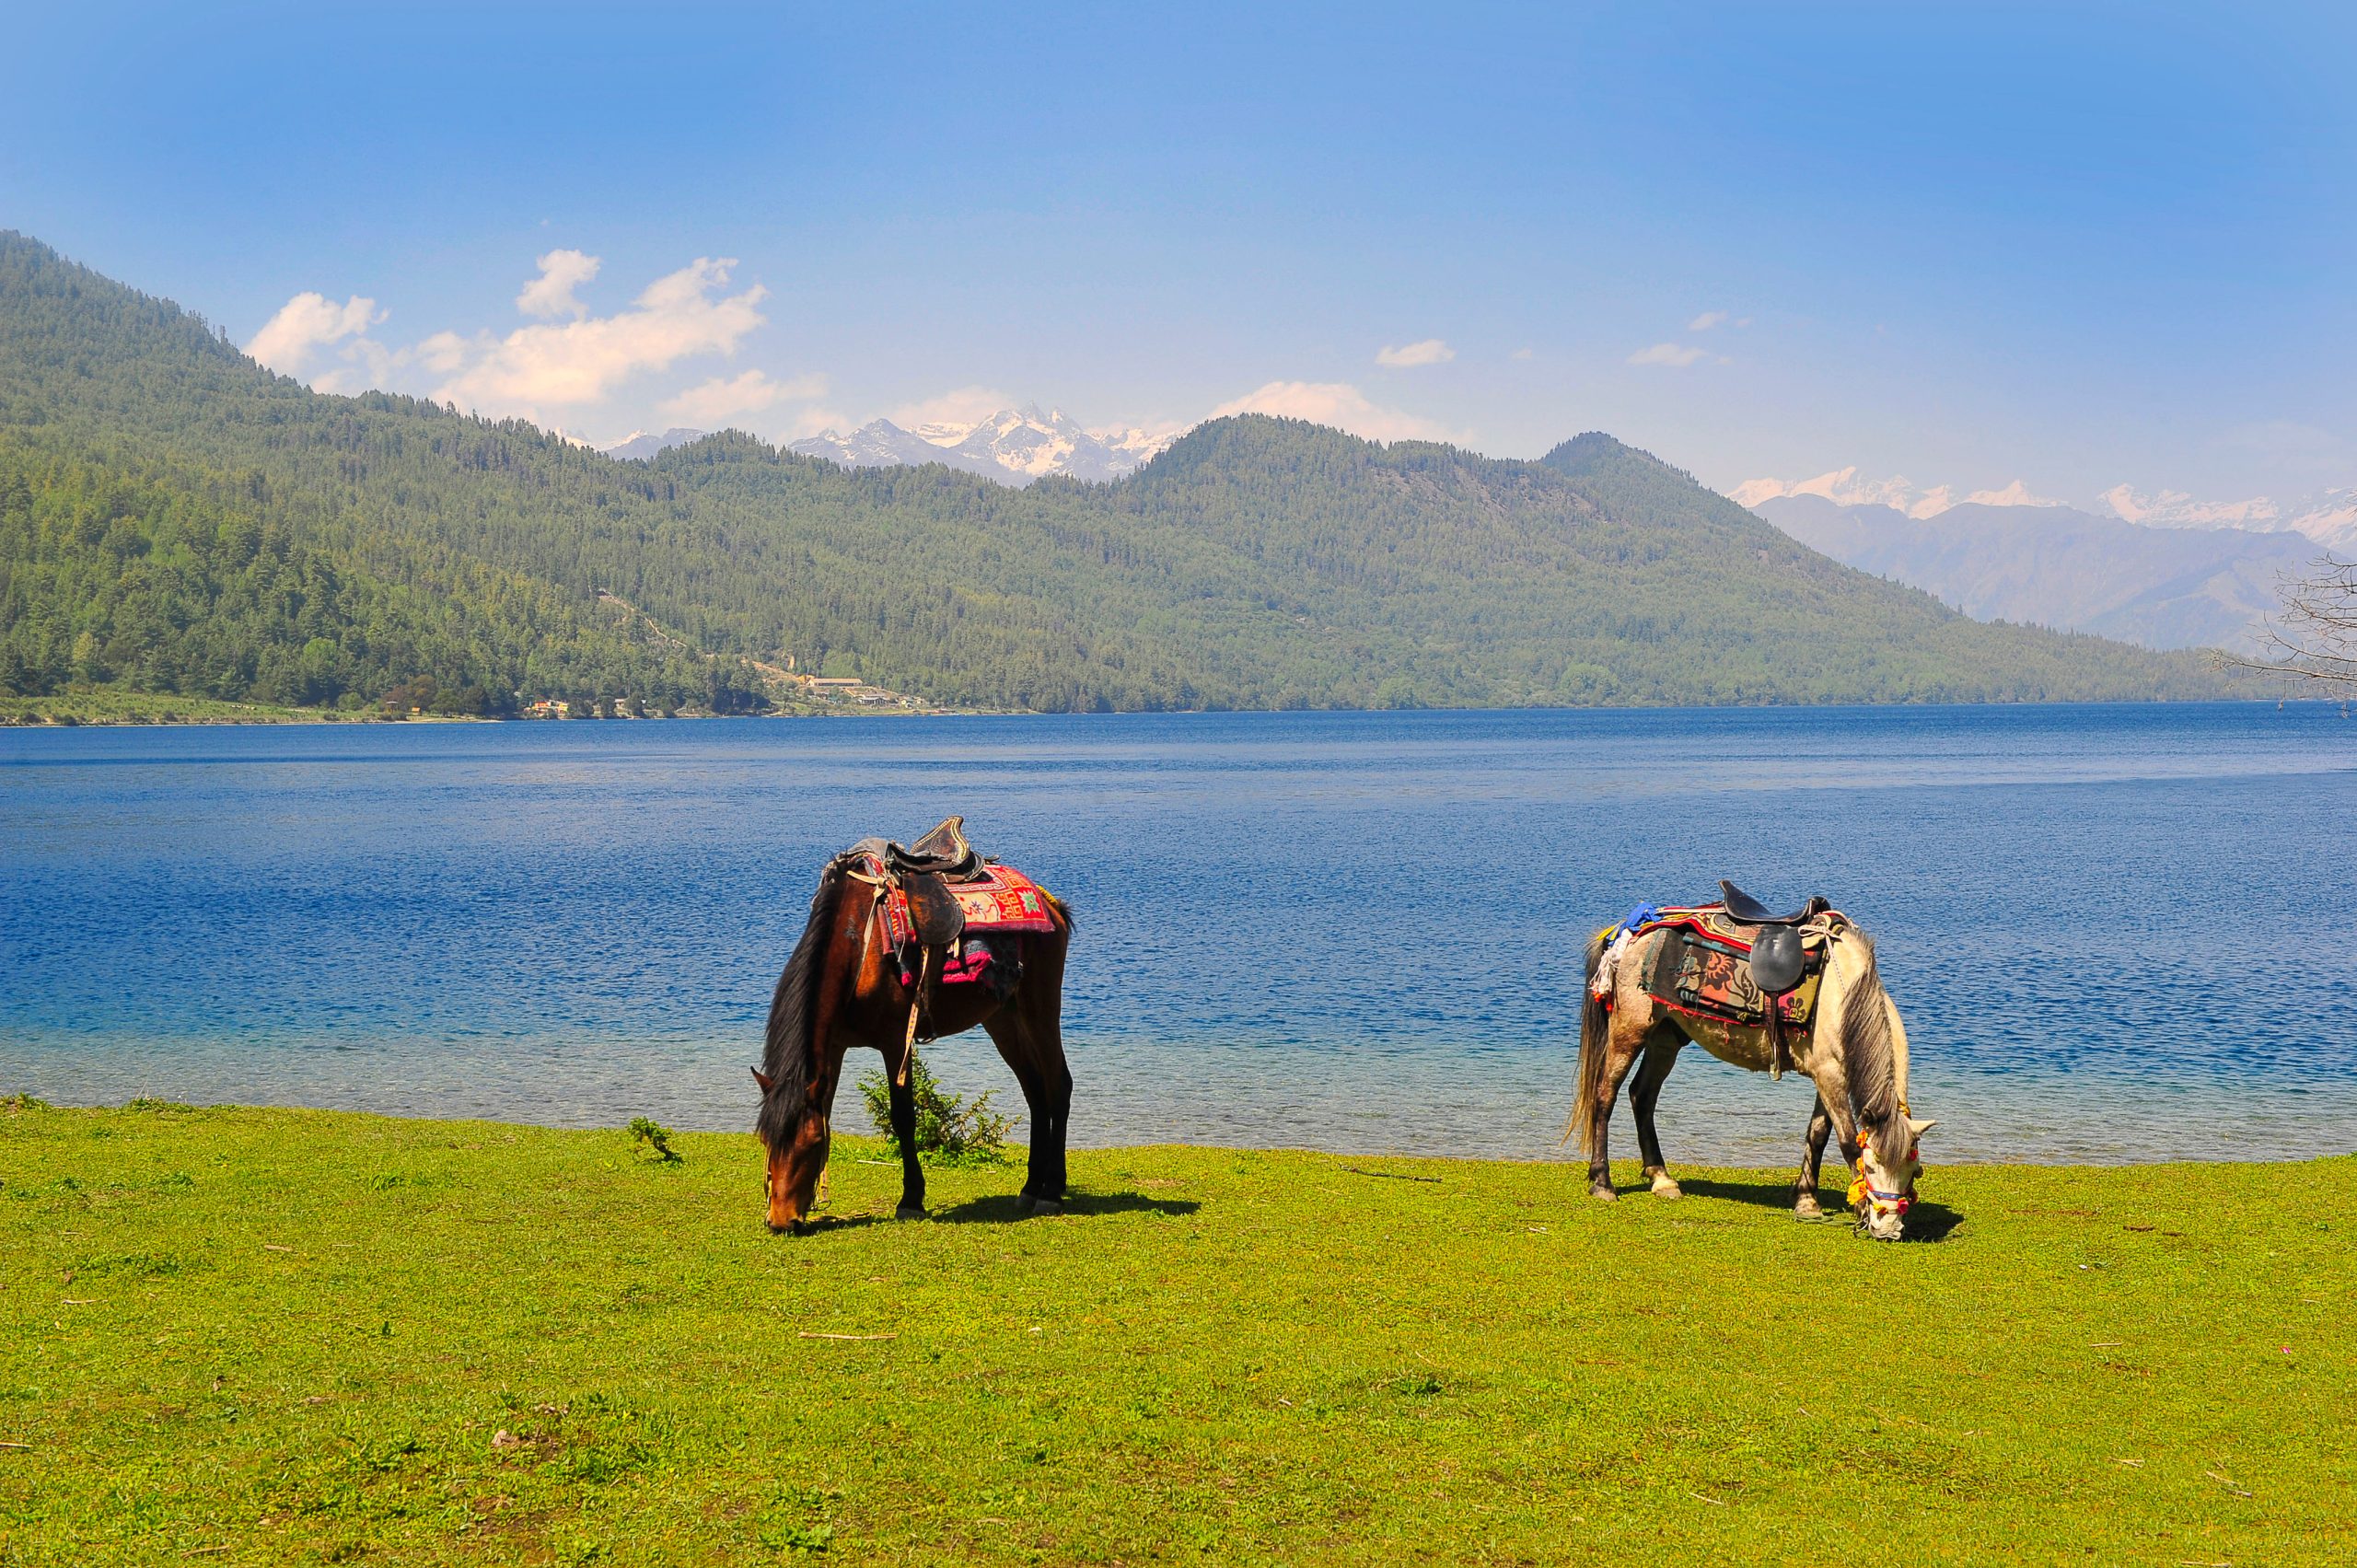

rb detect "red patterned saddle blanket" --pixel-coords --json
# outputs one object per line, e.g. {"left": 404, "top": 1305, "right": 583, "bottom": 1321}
{"left": 858, "top": 856, "right": 1059, "bottom": 951}
{"left": 1617, "top": 903, "right": 1840, "bottom": 1029}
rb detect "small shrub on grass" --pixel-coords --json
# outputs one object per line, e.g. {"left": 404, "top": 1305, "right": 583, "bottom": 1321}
{"left": 627, "top": 1117, "right": 681, "bottom": 1164}
{"left": 856, "top": 1055, "right": 1012, "bottom": 1166}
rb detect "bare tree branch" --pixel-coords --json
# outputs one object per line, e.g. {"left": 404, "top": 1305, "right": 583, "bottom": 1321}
{"left": 2223, "top": 554, "right": 2357, "bottom": 691}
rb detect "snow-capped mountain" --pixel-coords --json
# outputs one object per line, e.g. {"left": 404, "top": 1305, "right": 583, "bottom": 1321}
{"left": 1730, "top": 467, "right": 2063, "bottom": 520}
{"left": 2100, "top": 483, "right": 2357, "bottom": 547}
{"left": 1735, "top": 465, "right": 2357, "bottom": 549}
{"left": 601, "top": 426, "right": 707, "bottom": 461}
{"left": 790, "top": 405, "right": 1184, "bottom": 485}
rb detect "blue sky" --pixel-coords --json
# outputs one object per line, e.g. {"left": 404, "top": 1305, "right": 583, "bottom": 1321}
{"left": 5, "top": 2, "right": 2351, "bottom": 505}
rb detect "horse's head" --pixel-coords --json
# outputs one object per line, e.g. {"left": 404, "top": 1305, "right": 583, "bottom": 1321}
{"left": 753, "top": 1065, "right": 830, "bottom": 1232}
{"left": 755, "top": 858, "right": 854, "bottom": 1234}
{"left": 1817, "top": 922, "right": 1933, "bottom": 1239}
{"left": 1850, "top": 1114, "right": 1936, "bottom": 1241}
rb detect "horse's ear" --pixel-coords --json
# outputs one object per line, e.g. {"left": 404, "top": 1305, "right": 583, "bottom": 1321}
{"left": 1907, "top": 1116, "right": 1937, "bottom": 1137}
{"left": 751, "top": 1067, "right": 774, "bottom": 1092}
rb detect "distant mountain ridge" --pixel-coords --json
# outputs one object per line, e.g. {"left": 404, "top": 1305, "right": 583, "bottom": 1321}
{"left": 0, "top": 230, "right": 2242, "bottom": 715}
{"left": 1755, "top": 492, "right": 2315, "bottom": 651}
{"left": 790, "top": 404, "right": 1179, "bottom": 484}
{"left": 2100, "top": 482, "right": 2357, "bottom": 547}
{"left": 1737, "top": 464, "right": 2357, "bottom": 549}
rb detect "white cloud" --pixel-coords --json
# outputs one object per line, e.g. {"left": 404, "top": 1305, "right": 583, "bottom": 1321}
{"left": 1511, "top": 346, "right": 1535, "bottom": 361}
{"left": 1627, "top": 342, "right": 1708, "bottom": 368}
{"left": 1209, "top": 380, "right": 1455, "bottom": 443}
{"left": 430, "top": 256, "right": 768, "bottom": 416}
{"left": 2223, "top": 419, "right": 2351, "bottom": 474}
{"left": 777, "top": 404, "right": 852, "bottom": 441}
{"left": 310, "top": 337, "right": 401, "bottom": 396}
{"left": 516, "top": 249, "right": 599, "bottom": 319}
{"left": 1376, "top": 338, "right": 1455, "bottom": 368}
{"left": 659, "top": 368, "right": 830, "bottom": 425}
{"left": 888, "top": 386, "right": 1016, "bottom": 434}
{"left": 245, "top": 292, "right": 383, "bottom": 377}
{"left": 1688, "top": 311, "right": 1730, "bottom": 331}
{"left": 414, "top": 330, "right": 470, "bottom": 376}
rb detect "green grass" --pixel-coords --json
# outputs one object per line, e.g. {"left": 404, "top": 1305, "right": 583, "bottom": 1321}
{"left": 2, "top": 1098, "right": 2348, "bottom": 1565}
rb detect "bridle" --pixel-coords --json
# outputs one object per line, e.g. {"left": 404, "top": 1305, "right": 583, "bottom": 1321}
{"left": 1848, "top": 1176, "right": 1914, "bottom": 1216}
{"left": 1847, "top": 1121, "right": 1922, "bottom": 1225}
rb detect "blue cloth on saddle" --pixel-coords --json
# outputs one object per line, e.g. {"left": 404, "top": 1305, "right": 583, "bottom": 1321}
{"left": 1618, "top": 903, "right": 1660, "bottom": 936}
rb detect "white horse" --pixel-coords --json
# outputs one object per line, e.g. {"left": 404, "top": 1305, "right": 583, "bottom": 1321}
{"left": 1570, "top": 914, "right": 1935, "bottom": 1239}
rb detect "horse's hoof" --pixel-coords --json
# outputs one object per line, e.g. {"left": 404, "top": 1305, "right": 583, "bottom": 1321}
{"left": 1649, "top": 1177, "right": 1683, "bottom": 1200}
{"left": 1794, "top": 1195, "right": 1823, "bottom": 1219}
{"left": 1019, "top": 1194, "right": 1062, "bottom": 1217}
{"left": 894, "top": 1203, "right": 928, "bottom": 1223}
{"left": 1589, "top": 1183, "right": 1619, "bottom": 1202}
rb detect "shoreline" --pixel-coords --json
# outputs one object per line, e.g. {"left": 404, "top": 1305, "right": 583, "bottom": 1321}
{"left": 0, "top": 691, "right": 2331, "bottom": 729}
{"left": 6, "top": 1093, "right": 2351, "bottom": 1172}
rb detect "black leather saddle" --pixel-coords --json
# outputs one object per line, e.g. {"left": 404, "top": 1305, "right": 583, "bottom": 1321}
{"left": 882, "top": 817, "right": 983, "bottom": 947}
{"left": 885, "top": 816, "right": 982, "bottom": 880}
{"left": 1719, "top": 879, "right": 1829, "bottom": 928}
{"left": 1719, "top": 880, "right": 1826, "bottom": 1075}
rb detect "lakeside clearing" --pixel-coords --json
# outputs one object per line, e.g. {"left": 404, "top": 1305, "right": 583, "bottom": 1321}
{"left": 0, "top": 691, "right": 962, "bottom": 726}
{"left": 2, "top": 1099, "right": 2348, "bottom": 1565}
{"left": 0, "top": 691, "right": 369, "bottom": 726}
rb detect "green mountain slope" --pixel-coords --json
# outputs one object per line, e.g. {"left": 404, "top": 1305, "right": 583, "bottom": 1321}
{"left": 0, "top": 231, "right": 2235, "bottom": 711}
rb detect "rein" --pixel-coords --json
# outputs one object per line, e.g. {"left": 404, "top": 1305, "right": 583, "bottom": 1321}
{"left": 844, "top": 856, "right": 931, "bottom": 1087}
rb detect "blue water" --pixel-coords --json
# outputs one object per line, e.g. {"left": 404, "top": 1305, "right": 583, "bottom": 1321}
{"left": 4, "top": 704, "right": 2354, "bottom": 1166}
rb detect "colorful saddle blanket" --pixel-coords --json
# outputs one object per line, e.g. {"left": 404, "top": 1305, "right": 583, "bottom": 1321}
{"left": 859, "top": 856, "right": 1059, "bottom": 950}
{"left": 1603, "top": 902, "right": 1840, "bottom": 1030}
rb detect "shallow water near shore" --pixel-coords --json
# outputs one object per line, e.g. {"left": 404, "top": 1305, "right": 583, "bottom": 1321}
{"left": 4, "top": 702, "right": 2354, "bottom": 1166}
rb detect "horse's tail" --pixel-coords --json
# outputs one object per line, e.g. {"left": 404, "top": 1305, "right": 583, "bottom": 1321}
{"left": 757, "top": 857, "right": 850, "bottom": 1150}
{"left": 1567, "top": 928, "right": 1613, "bottom": 1155}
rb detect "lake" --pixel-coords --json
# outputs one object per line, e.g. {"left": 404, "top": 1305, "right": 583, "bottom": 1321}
{"left": 4, "top": 703, "right": 2353, "bottom": 1167}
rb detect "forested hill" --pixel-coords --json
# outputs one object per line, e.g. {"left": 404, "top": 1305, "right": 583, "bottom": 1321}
{"left": 0, "top": 231, "right": 2235, "bottom": 713}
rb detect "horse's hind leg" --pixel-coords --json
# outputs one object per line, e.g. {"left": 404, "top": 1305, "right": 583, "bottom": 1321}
{"left": 984, "top": 957, "right": 1072, "bottom": 1215}
{"left": 1794, "top": 1094, "right": 1833, "bottom": 1217}
{"left": 1586, "top": 1012, "right": 1648, "bottom": 1202}
{"left": 1629, "top": 1033, "right": 1685, "bottom": 1198}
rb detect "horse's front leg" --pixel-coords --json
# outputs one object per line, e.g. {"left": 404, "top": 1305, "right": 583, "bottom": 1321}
{"left": 1794, "top": 1093, "right": 1834, "bottom": 1217}
{"left": 885, "top": 1040, "right": 927, "bottom": 1220}
{"left": 1629, "top": 1035, "right": 1685, "bottom": 1198}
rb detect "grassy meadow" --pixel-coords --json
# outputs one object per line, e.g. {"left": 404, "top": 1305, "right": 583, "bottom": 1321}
{"left": 1, "top": 1098, "right": 2348, "bottom": 1565}
{"left": 0, "top": 691, "right": 364, "bottom": 726}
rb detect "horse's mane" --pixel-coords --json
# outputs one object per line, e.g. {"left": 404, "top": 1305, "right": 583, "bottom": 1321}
{"left": 1823, "top": 924, "right": 1910, "bottom": 1163}
{"left": 757, "top": 856, "right": 850, "bottom": 1151}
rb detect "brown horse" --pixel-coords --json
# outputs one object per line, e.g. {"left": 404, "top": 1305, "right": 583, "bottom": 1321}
{"left": 1570, "top": 912, "right": 1935, "bottom": 1239}
{"left": 755, "top": 851, "right": 1074, "bottom": 1233}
